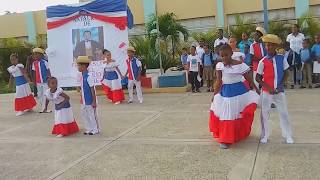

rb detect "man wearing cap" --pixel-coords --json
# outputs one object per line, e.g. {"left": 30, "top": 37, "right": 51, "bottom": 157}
{"left": 76, "top": 56, "right": 100, "bottom": 135}
{"left": 125, "top": 46, "right": 143, "bottom": 104}
{"left": 32, "top": 47, "right": 51, "bottom": 112}
{"left": 250, "top": 27, "right": 267, "bottom": 88}
{"left": 256, "top": 34, "right": 294, "bottom": 144}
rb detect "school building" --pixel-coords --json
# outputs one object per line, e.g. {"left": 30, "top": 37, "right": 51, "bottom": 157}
{"left": 0, "top": 0, "right": 319, "bottom": 43}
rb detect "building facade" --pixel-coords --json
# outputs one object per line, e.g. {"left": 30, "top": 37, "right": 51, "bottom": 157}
{"left": 0, "top": 0, "right": 319, "bottom": 42}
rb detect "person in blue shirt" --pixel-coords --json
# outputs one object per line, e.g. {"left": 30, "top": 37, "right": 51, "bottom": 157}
{"left": 243, "top": 44, "right": 252, "bottom": 66}
{"left": 300, "top": 39, "right": 313, "bottom": 88}
{"left": 311, "top": 34, "right": 320, "bottom": 88}
{"left": 201, "top": 44, "right": 217, "bottom": 92}
{"left": 238, "top": 32, "right": 253, "bottom": 53}
{"left": 180, "top": 47, "right": 189, "bottom": 70}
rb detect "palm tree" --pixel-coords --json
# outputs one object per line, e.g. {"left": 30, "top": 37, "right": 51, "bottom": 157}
{"left": 298, "top": 13, "right": 320, "bottom": 41}
{"left": 268, "top": 20, "right": 291, "bottom": 42}
{"left": 191, "top": 30, "right": 218, "bottom": 50}
{"left": 130, "top": 36, "right": 178, "bottom": 71}
{"left": 146, "top": 13, "right": 189, "bottom": 60}
{"left": 229, "top": 15, "right": 256, "bottom": 42}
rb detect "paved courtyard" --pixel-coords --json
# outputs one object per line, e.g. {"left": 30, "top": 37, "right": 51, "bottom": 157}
{"left": 0, "top": 89, "right": 319, "bottom": 180}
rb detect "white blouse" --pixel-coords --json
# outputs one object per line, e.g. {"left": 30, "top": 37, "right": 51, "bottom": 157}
{"left": 103, "top": 61, "right": 119, "bottom": 72}
{"left": 45, "top": 88, "right": 65, "bottom": 105}
{"left": 7, "top": 64, "right": 24, "bottom": 77}
{"left": 216, "top": 62, "right": 250, "bottom": 84}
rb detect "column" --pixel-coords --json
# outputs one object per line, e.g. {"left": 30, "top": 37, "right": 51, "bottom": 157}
{"left": 216, "top": 0, "right": 225, "bottom": 28}
{"left": 143, "top": 0, "right": 156, "bottom": 23}
{"left": 24, "top": 12, "right": 36, "bottom": 43}
{"left": 295, "top": 0, "right": 309, "bottom": 18}
{"left": 263, "top": 0, "right": 269, "bottom": 32}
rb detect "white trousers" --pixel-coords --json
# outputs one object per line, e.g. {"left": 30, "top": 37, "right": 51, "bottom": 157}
{"left": 37, "top": 83, "right": 48, "bottom": 110}
{"left": 81, "top": 105, "right": 99, "bottom": 134}
{"left": 128, "top": 80, "right": 143, "bottom": 102}
{"left": 260, "top": 92, "right": 293, "bottom": 139}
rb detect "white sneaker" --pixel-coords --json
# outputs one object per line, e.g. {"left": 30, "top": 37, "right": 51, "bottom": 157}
{"left": 219, "top": 143, "right": 229, "bottom": 149}
{"left": 139, "top": 100, "right": 143, "bottom": 104}
{"left": 16, "top": 111, "right": 25, "bottom": 116}
{"left": 56, "top": 134, "right": 64, "bottom": 138}
{"left": 286, "top": 137, "right": 294, "bottom": 144}
{"left": 114, "top": 101, "right": 121, "bottom": 105}
{"left": 127, "top": 100, "right": 133, "bottom": 104}
{"left": 260, "top": 137, "right": 268, "bottom": 144}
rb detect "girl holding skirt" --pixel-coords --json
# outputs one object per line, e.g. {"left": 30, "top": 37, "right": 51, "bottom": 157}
{"left": 7, "top": 53, "right": 36, "bottom": 116}
{"left": 43, "top": 77, "right": 79, "bottom": 137}
{"left": 101, "top": 49, "right": 125, "bottom": 104}
{"left": 209, "top": 45, "right": 260, "bottom": 149}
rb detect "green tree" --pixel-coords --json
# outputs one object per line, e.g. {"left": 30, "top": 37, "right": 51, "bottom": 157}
{"left": 130, "top": 36, "right": 178, "bottom": 70}
{"left": 146, "top": 13, "right": 189, "bottom": 60}
{"left": 0, "top": 38, "right": 23, "bottom": 48}
{"left": 298, "top": 13, "right": 320, "bottom": 41}
{"left": 191, "top": 30, "right": 218, "bottom": 50}
{"left": 229, "top": 15, "right": 256, "bottom": 42}
{"left": 24, "top": 34, "right": 47, "bottom": 48}
{"left": 268, "top": 20, "right": 291, "bottom": 42}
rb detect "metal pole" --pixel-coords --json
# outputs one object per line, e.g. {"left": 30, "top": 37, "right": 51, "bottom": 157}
{"left": 155, "top": 0, "right": 163, "bottom": 75}
{"left": 263, "top": 0, "right": 269, "bottom": 32}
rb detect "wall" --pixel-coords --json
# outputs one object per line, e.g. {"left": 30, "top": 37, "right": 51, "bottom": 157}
{"left": 33, "top": 10, "right": 47, "bottom": 35}
{"left": 128, "top": 0, "right": 144, "bottom": 24}
{"left": 310, "top": 0, "right": 320, "bottom": 5}
{"left": 157, "top": 0, "right": 216, "bottom": 20}
{"left": 0, "top": 13, "right": 28, "bottom": 38}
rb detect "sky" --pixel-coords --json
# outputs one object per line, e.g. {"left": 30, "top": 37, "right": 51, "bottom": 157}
{"left": 0, "top": 0, "right": 79, "bottom": 14}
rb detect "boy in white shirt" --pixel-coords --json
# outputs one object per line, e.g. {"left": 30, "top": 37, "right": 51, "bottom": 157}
{"left": 187, "top": 46, "right": 201, "bottom": 93}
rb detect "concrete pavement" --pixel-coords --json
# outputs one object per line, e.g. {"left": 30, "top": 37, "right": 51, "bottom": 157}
{"left": 0, "top": 89, "right": 319, "bottom": 180}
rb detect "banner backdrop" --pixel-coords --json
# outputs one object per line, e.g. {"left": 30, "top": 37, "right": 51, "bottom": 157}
{"left": 46, "top": 0, "right": 130, "bottom": 87}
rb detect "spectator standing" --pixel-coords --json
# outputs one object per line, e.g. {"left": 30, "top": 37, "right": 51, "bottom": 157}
{"left": 311, "top": 33, "right": 320, "bottom": 88}
{"left": 300, "top": 39, "right": 313, "bottom": 88}
{"left": 201, "top": 44, "right": 217, "bottom": 92}
{"left": 214, "top": 29, "right": 229, "bottom": 48}
{"left": 187, "top": 46, "right": 201, "bottom": 93}
{"left": 180, "top": 47, "right": 189, "bottom": 70}
{"left": 196, "top": 39, "right": 205, "bottom": 59}
{"left": 286, "top": 24, "right": 305, "bottom": 88}
{"left": 238, "top": 32, "right": 253, "bottom": 53}
{"left": 243, "top": 44, "right": 252, "bottom": 66}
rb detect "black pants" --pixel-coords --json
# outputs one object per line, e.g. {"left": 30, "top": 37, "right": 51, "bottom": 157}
{"left": 190, "top": 71, "right": 200, "bottom": 91}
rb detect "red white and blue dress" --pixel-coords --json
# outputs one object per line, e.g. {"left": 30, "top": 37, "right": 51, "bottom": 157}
{"left": 45, "top": 88, "right": 79, "bottom": 136}
{"left": 7, "top": 64, "right": 36, "bottom": 112}
{"left": 101, "top": 61, "right": 125, "bottom": 103}
{"left": 209, "top": 62, "right": 259, "bottom": 144}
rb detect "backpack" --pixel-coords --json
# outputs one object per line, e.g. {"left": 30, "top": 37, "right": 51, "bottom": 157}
{"left": 201, "top": 52, "right": 214, "bottom": 66}
{"left": 299, "top": 48, "right": 312, "bottom": 63}
{"left": 287, "top": 50, "right": 302, "bottom": 69}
